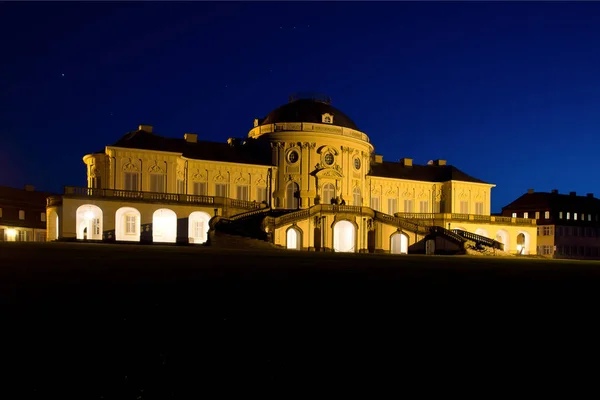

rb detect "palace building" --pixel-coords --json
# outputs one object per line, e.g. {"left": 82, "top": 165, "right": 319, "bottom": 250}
{"left": 46, "top": 93, "right": 537, "bottom": 255}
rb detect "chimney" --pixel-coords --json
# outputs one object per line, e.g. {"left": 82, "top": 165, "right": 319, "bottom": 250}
{"left": 184, "top": 133, "right": 198, "bottom": 143}
{"left": 551, "top": 189, "right": 558, "bottom": 194}
{"left": 254, "top": 118, "right": 260, "bottom": 127}
{"left": 570, "top": 191, "right": 577, "bottom": 196}
{"left": 399, "top": 157, "right": 412, "bottom": 167}
{"left": 587, "top": 193, "right": 594, "bottom": 198}
{"left": 527, "top": 189, "right": 534, "bottom": 194}
{"left": 138, "top": 124, "right": 153, "bottom": 132}
{"left": 434, "top": 159, "right": 447, "bottom": 166}
{"left": 374, "top": 155, "right": 383, "bottom": 163}
{"left": 24, "top": 185, "right": 35, "bottom": 192}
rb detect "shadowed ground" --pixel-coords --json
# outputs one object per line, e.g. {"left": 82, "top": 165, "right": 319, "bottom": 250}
{"left": 1, "top": 242, "right": 599, "bottom": 396}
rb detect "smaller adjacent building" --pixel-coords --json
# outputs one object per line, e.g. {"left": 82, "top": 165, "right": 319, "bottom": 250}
{"left": 501, "top": 189, "right": 600, "bottom": 259}
{"left": 0, "top": 185, "right": 57, "bottom": 242}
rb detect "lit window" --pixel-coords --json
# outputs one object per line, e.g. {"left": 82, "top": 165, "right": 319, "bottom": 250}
{"left": 545, "top": 211, "right": 550, "bottom": 219}
{"left": 41, "top": 213, "right": 46, "bottom": 222}
{"left": 256, "top": 187, "right": 268, "bottom": 203}
{"left": 403, "top": 199, "right": 414, "bottom": 213}
{"left": 420, "top": 200, "right": 429, "bottom": 213}
{"left": 567, "top": 212, "right": 570, "bottom": 220}
{"left": 524, "top": 212, "right": 529, "bottom": 219}
{"left": 353, "top": 187, "right": 361, "bottom": 206}
{"left": 388, "top": 198, "right": 397, "bottom": 215}
{"left": 324, "top": 116, "right": 331, "bottom": 123}
{"left": 150, "top": 173, "right": 166, "bottom": 193}
{"left": 125, "top": 215, "right": 136, "bottom": 234}
{"left": 124, "top": 172, "right": 139, "bottom": 191}
{"left": 460, "top": 201, "right": 469, "bottom": 214}
{"left": 215, "top": 183, "right": 228, "bottom": 197}
{"left": 19, "top": 210, "right": 25, "bottom": 220}
{"left": 535, "top": 211, "right": 540, "bottom": 219}
{"left": 370, "top": 197, "right": 380, "bottom": 211}
{"left": 512, "top": 213, "right": 517, "bottom": 218}
{"left": 236, "top": 185, "right": 249, "bottom": 201}
{"left": 193, "top": 182, "right": 207, "bottom": 196}
{"left": 588, "top": 214, "right": 592, "bottom": 221}
{"left": 574, "top": 213, "right": 578, "bottom": 221}
{"left": 559, "top": 212, "right": 563, "bottom": 219}
{"left": 475, "top": 202, "right": 484, "bottom": 215}
{"left": 177, "top": 180, "right": 185, "bottom": 194}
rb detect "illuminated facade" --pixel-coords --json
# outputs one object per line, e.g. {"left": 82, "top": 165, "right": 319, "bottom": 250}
{"left": 47, "top": 94, "right": 537, "bottom": 255}
{"left": 502, "top": 189, "right": 600, "bottom": 259}
{"left": 0, "top": 185, "right": 55, "bottom": 242}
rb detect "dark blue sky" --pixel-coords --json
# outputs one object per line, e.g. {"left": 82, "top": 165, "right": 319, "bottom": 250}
{"left": 2, "top": 1, "right": 599, "bottom": 212}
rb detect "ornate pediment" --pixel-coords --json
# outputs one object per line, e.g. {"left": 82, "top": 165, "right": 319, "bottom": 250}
{"left": 214, "top": 172, "right": 226, "bottom": 182}
{"left": 148, "top": 160, "right": 165, "bottom": 174}
{"left": 123, "top": 158, "right": 138, "bottom": 172}
{"left": 191, "top": 169, "right": 205, "bottom": 181}
{"left": 255, "top": 175, "right": 266, "bottom": 186}
{"left": 314, "top": 167, "right": 343, "bottom": 179}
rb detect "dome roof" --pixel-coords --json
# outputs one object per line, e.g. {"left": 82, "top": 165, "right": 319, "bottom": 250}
{"left": 259, "top": 98, "right": 359, "bottom": 130}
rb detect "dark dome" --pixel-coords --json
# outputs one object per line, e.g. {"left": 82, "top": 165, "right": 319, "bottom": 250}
{"left": 260, "top": 99, "right": 359, "bottom": 130}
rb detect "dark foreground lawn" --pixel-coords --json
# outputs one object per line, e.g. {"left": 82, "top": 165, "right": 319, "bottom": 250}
{"left": 2, "top": 242, "right": 600, "bottom": 396}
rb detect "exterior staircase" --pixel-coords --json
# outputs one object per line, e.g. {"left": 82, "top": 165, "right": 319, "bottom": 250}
{"left": 451, "top": 229, "right": 504, "bottom": 251}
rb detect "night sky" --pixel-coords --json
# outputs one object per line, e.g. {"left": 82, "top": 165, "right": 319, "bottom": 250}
{"left": 2, "top": 2, "right": 600, "bottom": 212}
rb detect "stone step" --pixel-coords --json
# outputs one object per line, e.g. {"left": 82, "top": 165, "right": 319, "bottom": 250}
{"left": 208, "top": 231, "right": 280, "bottom": 251}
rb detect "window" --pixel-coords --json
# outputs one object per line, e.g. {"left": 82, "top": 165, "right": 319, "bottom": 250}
{"left": 193, "top": 182, "right": 207, "bottom": 196}
{"left": 322, "top": 183, "right": 335, "bottom": 205}
{"left": 388, "top": 198, "right": 397, "bottom": 215}
{"left": 177, "top": 180, "right": 185, "bottom": 194}
{"left": 370, "top": 197, "right": 380, "bottom": 211}
{"left": 588, "top": 214, "right": 592, "bottom": 222}
{"left": 19, "top": 210, "right": 25, "bottom": 220}
{"left": 215, "top": 183, "right": 228, "bottom": 197}
{"left": 90, "top": 176, "right": 102, "bottom": 189}
{"left": 193, "top": 220, "right": 206, "bottom": 242}
{"left": 566, "top": 212, "right": 570, "bottom": 220}
{"left": 36, "top": 232, "right": 46, "bottom": 242}
{"left": 237, "top": 185, "right": 249, "bottom": 201}
{"left": 524, "top": 212, "right": 529, "bottom": 219}
{"left": 288, "top": 150, "right": 299, "bottom": 164}
{"left": 125, "top": 215, "right": 137, "bottom": 234}
{"left": 475, "top": 202, "right": 484, "bottom": 215}
{"left": 542, "top": 226, "right": 553, "bottom": 236}
{"left": 324, "top": 153, "right": 334, "bottom": 166}
{"left": 403, "top": 199, "right": 414, "bottom": 213}
{"left": 460, "top": 201, "right": 469, "bottom": 214}
{"left": 574, "top": 213, "right": 578, "bottom": 221}
{"left": 353, "top": 187, "right": 361, "bottom": 206}
{"left": 124, "top": 172, "right": 139, "bottom": 191}
{"left": 324, "top": 116, "right": 331, "bottom": 123}
{"left": 535, "top": 211, "right": 540, "bottom": 219}
{"left": 41, "top": 213, "right": 46, "bottom": 222}
{"left": 354, "top": 158, "right": 361, "bottom": 170}
{"left": 437, "top": 201, "right": 445, "bottom": 213}
{"left": 419, "top": 200, "right": 429, "bottom": 213}
{"left": 18, "top": 230, "right": 28, "bottom": 242}
{"left": 256, "top": 187, "right": 268, "bottom": 203}
{"left": 545, "top": 211, "right": 550, "bottom": 219}
{"left": 559, "top": 212, "right": 563, "bottom": 219}
{"left": 287, "top": 182, "right": 300, "bottom": 209}
{"left": 150, "top": 173, "right": 166, "bottom": 193}
{"left": 512, "top": 213, "right": 517, "bottom": 218}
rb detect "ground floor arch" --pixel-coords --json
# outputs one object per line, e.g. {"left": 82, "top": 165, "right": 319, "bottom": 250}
{"left": 189, "top": 211, "right": 211, "bottom": 244}
{"left": 286, "top": 226, "right": 302, "bottom": 250}
{"left": 116, "top": 206, "right": 141, "bottom": 242}
{"left": 333, "top": 220, "right": 356, "bottom": 253}
{"left": 76, "top": 204, "right": 103, "bottom": 240}
{"left": 153, "top": 208, "right": 177, "bottom": 243}
{"left": 516, "top": 231, "right": 531, "bottom": 255}
{"left": 390, "top": 231, "right": 409, "bottom": 255}
{"left": 48, "top": 210, "right": 59, "bottom": 241}
{"left": 495, "top": 229, "right": 509, "bottom": 252}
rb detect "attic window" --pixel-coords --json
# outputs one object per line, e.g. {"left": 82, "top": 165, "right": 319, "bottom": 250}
{"left": 322, "top": 113, "right": 333, "bottom": 124}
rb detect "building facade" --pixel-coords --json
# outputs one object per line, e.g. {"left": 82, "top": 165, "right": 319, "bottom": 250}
{"left": 47, "top": 94, "right": 536, "bottom": 254}
{"left": 502, "top": 189, "right": 600, "bottom": 259}
{"left": 0, "top": 185, "right": 56, "bottom": 242}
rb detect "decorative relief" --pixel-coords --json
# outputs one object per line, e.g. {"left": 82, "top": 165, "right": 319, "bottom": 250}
{"left": 418, "top": 189, "right": 427, "bottom": 199}
{"left": 148, "top": 160, "right": 165, "bottom": 174}
{"left": 385, "top": 187, "right": 396, "bottom": 196}
{"left": 177, "top": 170, "right": 184, "bottom": 180}
{"left": 122, "top": 158, "right": 139, "bottom": 172}
{"left": 402, "top": 189, "right": 412, "bottom": 199}
{"left": 314, "top": 216, "right": 321, "bottom": 228}
{"left": 459, "top": 190, "right": 469, "bottom": 200}
{"left": 255, "top": 175, "right": 266, "bottom": 186}
{"left": 475, "top": 191, "right": 482, "bottom": 200}
{"left": 89, "top": 165, "right": 97, "bottom": 178}
{"left": 214, "top": 172, "right": 226, "bottom": 182}
{"left": 234, "top": 175, "right": 247, "bottom": 184}
{"left": 191, "top": 169, "right": 205, "bottom": 181}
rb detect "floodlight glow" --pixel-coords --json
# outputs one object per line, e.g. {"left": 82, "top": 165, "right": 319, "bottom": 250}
{"left": 6, "top": 229, "right": 16, "bottom": 237}
{"left": 84, "top": 211, "right": 94, "bottom": 220}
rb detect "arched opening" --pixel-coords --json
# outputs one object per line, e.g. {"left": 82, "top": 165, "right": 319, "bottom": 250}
{"left": 333, "top": 220, "right": 355, "bottom": 253}
{"left": 475, "top": 228, "right": 489, "bottom": 238}
{"left": 48, "top": 210, "right": 59, "bottom": 241}
{"left": 286, "top": 226, "right": 302, "bottom": 250}
{"left": 390, "top": 232, "right": 409, "bottom": 254}
{"left": 153, "top": 208, "right": 177, "bottom": 243}
{"left": 76, "top": 204, "right": 103, "bottom": 240}
{"left": 116, "top": 207, "right": 141, "bottom": 242}
{"left": 286, "top": 182, "right": 300, "bottom": 209}
{"left": 353, "top": 187, "right": 361, "bottom": 206}
{"left": 189, "top": 211, "right": 211, "bottom": 244}
{"left": 495, "top": 229, "right": 509, "bottom": 252}
{"left": 516, "top": 231, "right": 530, "bottom": 255}
{"left": 323, "top": 183, "right": 335, "bottom": 205}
